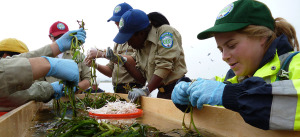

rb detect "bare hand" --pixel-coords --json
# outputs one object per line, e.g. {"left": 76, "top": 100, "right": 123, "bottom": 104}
{"left": 87, "top": 48, "right": 105, "bottom": 59}
{"left": 84, "top": 58, "right": 93, "bottom": 67}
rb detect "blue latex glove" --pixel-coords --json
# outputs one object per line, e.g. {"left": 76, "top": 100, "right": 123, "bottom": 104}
{"left": 51, "top": 81, "right": 64, "bottom": 99}
{"left": 43, "top": 56, "right": 79, "bottom": 86}
{"left": 106, "top": 47, "right": 127, "bottom": 66}
{"left": 56, "top": 28, "right": 86, "bottom": 52}
{"left": 171, "top": 81, "right": 191, "bottom": 105}
{"left": 128, "top": 87, "right": 150, "bottom": 102}
{"left": 187, "top": 78, "right": 225, "bottom": 109}
{"left": 51, "top": 82, "right": 77, "bottom": 99}
{"left": 63, "top": 86, "right": 78, "bottom": 95}
{"left": 172, "top": 76, "right": 192, "bottom": 113}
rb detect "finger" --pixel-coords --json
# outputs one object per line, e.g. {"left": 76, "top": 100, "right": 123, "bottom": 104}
{"left": 171, "top": 92, "right": 188, "bottom": 104}
{"left": 189, "top": 91, "right": 199, "bottom": 107}
{"left": 128, "top": 92, "right": 133, "bottom": 100}
{"left": 76, "top": 35, "right": 86, "bottom": 43}
{"left": 196, "top": 96, "right": 205, "bottom": 109}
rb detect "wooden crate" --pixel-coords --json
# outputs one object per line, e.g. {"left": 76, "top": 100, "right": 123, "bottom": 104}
{"left": 0, "top": 93, "right": 299, "bottom": 137}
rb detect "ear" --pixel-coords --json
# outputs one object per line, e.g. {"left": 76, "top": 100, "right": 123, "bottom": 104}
{"left": 2, "top": 53, "right": 8, "bottom": 58}
{"left": 260, "top": 37, "right": 268, "bottom": 48}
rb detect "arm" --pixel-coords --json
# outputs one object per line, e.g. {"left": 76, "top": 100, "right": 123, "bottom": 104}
{"left": 0, "top": 57, "right": 76, "bottom": 98}
{"left": 147, "top": 74, "right": 163, "bottom": 92}
{"left": 223, "top": 77, "right": 300, "bottom": 130}
{"left": 15, "top": 29, "right": 86, "bottom": 59}
{"left": 123, "top": 60, "right": 146, "bottom": 84}
{"left": 29, "top": 57, "right": 51, "bottom": 80}
{"left": 77, "top": 79, "right": 91, "bottom": 93}
{"left": 0, "top": 81, "right": 54, "bottom": 111}
{"left": 97, "top": 64, "right": 113, "bottom": 77}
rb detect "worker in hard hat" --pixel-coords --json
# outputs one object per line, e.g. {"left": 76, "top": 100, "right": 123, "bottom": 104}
{"left": 0, "top": 28, "right": 86, "bottom": 112}
{"left": 0, "top": 38, "right": 29, "bottom": 57}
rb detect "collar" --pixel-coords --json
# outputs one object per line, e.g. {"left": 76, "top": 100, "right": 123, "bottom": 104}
{"left": 258, "top": 34, "right": 293, "bottom": 68}
{"left": 146, "top": 26, "right": 158, "bottom": 45}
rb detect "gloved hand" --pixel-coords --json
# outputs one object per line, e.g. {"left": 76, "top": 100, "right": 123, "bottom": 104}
{"left": 172, "top": 81, "right": 190, "bottom": 105}
{"left": 56, "top": 28, "right": 86, "bottom": 52}
{"left": 187, "top": 78, "right": 225, "bottom": 109}
{"left": 106, "top": 47, "right": 127, "bottom": 66}
{"left": 43, "top": 56, "right": 79, "bottom": 86}
{"left": 51, "top": 82, "right": 77, "bottom": 99}
{"left": 51, "top": 81, "right": 64, "bottom": 99}
{"left": 128, "top": 87, "right": 150, "bottom": 102}
{"left": 63, "top": 86, "right": 78, "bottom": 95}
{"left": 172, "top": 81, "right": 191, "bottom": 113}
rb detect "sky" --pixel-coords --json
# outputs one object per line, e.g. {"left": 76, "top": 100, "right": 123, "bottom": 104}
{"left": 0, "top": 0, "right": 299, "bottom": 82}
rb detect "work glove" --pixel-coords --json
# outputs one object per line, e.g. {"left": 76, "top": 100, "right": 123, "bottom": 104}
{"left": 43, "top": 56, "right": 79, "bottom": 86}
{"left": 106, "top": 47, "right": 127, "bottom": 66}
{"left": 187, "top": 78, "right": 225, "bottom": 109}
{"left": 56, "top": 28, "right": 86, "bottom": 52}
{"left": 171, "top": 76, "right": 192, "bottom": 113}
{"left": 128, "top": 87, "right": 150, "bottom": 102}
{"left": 51, "top": 81, "right": 64, "bottom": 99}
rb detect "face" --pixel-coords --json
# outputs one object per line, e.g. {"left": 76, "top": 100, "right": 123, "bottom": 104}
{"left": 215, "top": 31, "right": 267, "bottom": 77}
{"left": 115, "top": 22, "right": 119, "bottom": 29}
{"left": 128, "top": 32, "right": 147, "bottom": 49}
{"left": 49, "top": 34, "right": 58, "bottom": 42}
{"left": 49, "top": 36, "right": 55, "bottom": 42}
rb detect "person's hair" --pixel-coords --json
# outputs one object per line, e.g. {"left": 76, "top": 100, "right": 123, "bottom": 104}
{"left": 134, "top": 12, "right": 170, "bottom": 36}
{"left": 237, "top": 17, "right": 299, "bottom": 51}
{"left": 147, "top": 12, "right": 170, "bottom": 28}
{"left": 0, "top": 51, "right": 20, "bottom": 57}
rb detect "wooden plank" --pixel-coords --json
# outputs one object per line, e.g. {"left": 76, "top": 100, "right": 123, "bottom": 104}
{"left": 1, "top": 93, "right": 300, "bottom": 137}
{"left": 140, "top": 96, "right": 300, "bottom": 137}
{"left": 0, "top": 101, "right": 41, "bottom": 137}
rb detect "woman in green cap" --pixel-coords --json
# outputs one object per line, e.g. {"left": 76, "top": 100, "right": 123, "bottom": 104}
{"left": 172, "top": 0, "right": 300, "bottom": 131}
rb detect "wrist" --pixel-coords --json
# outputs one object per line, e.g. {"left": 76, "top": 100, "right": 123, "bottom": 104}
{"left": 143, "top": 86, "right": 150, "bottom": 96}
{"left": 55, "top": 40, "right": 64, "bottom": 52}
{"left": 96, "top": 50, "right": 103, "bottom": 58}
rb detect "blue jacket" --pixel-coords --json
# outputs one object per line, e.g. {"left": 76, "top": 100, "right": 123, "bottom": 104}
{"left": 221, "top": 35, "right": 300, "bottom": 130}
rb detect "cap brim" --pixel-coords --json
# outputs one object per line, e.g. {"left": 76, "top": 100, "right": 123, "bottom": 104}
{"left": 197, "top": 23, "right": 250, "bottom": 40}
{"left": 52, "top": 31, "right": 68, "bottom": 37}
{"left": 113, "top": 31, "right": 134, "bottom": 44}
{"left": 107, "top": 16, "right": 121, "bottom": 22}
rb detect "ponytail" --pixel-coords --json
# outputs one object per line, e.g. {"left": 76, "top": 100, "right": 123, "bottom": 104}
{"left": 238, "top": 17, "right": 299, "bottom": 51}
{"left": 274, "top": 17, "right": 299, "bottom": 51}
{"left": 147, "top": 12, "right": 170, "bottom": 28}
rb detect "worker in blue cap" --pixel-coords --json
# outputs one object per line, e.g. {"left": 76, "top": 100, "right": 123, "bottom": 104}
{"left": 106, "top": 9, "right": 187, "bottom": 102}
{"left": 85, "top": 3, "right": 144, "bottom": 94}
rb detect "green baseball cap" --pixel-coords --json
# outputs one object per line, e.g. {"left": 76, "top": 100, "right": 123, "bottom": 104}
{"left": 197, "top": 0, "right": 275, "bottom": 40}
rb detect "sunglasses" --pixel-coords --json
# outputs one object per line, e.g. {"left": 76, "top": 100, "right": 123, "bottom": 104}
{"left": 49, "top": 34, "right": 60, "bottom": 40}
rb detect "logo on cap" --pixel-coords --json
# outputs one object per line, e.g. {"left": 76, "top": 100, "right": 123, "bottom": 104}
{"left": 119, "top": 18, "right": 124, "bottom": 29}
{"left": 216, "top": 3, "right": 234, "bottom": 20}
{"left": 160, "top": 32, "right": 173, "bottom": 49}
{"left": 57, "top": 23, "right": 66, "bottom": 30}
{"left": 114, "top": 5, "right": 121, "bottom": 13}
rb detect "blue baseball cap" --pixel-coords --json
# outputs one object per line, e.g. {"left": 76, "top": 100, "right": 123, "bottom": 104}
{"left": 107, "top": 2, "right": 133, "bottom": 22}
{"left": 113, "top": 9, "right": 150, "bottom": 44}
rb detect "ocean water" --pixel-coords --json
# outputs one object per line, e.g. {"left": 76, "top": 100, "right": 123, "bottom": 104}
{"left": 98, "top": 81, "right": 158, "bottom": 98}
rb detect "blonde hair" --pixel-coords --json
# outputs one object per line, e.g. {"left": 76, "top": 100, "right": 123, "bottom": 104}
{"left": 237, "top": 17, "right": 299, "bottom": 51}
